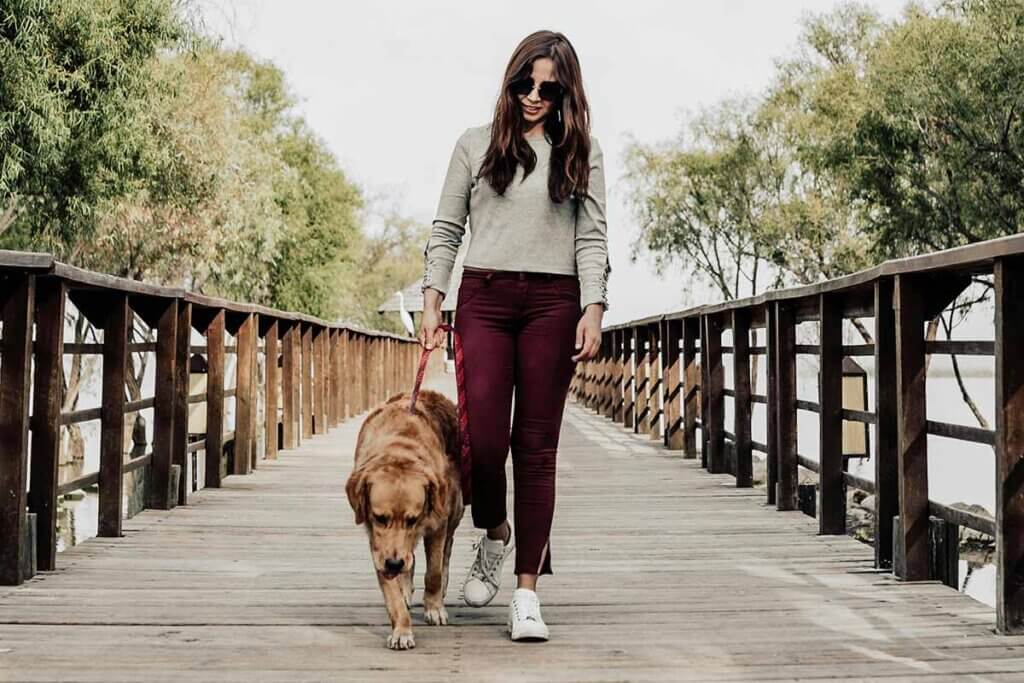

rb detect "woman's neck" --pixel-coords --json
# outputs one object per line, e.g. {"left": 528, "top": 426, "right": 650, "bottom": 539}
{"left": 524, "top": 122, "right": 545, "bottom": 139}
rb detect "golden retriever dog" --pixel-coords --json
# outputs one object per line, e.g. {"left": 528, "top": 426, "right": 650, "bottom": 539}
{"left": 346, "top": 388, "right": 465, "bottom": 650}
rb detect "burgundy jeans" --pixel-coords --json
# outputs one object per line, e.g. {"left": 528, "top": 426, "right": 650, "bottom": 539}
{"left": 453, "top": 265, "right": 581, "bottom": 575}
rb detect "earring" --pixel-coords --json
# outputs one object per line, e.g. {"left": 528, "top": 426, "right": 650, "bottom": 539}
{"left": 557, "top": 108, "right": 562, "bottom": 124}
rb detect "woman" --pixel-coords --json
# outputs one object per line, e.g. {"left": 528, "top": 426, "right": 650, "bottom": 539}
{"left": 418, "top": 29, "right": 609, "bottom": 643}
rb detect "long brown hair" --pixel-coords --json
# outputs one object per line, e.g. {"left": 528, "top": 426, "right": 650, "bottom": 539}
{"left": 479, "top": 30, "right": 592, "bottom": 203}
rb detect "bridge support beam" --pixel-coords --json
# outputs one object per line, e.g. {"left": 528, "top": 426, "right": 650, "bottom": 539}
{"left": 265, "top": 320, "right": 280, "bottom": 459}
{"left": 704, "top": 314, "right": 725, "bottom": 475}
{"left": 28, "top": 277, "right": 64, "bottom": 572}
{"left": 894, "top": 274, "right": 929, "bottom": 581}
{"left": 682, "top": 317, "right": 699, "bottom": 460}
{"left": 173, "top": 302, "right": 192, "bottom": 502}
{"left": 774, "top": 302, "right": 797, "bottom": 511}
{"left": 150, "top": 299, "right": 178, "bottom": 509}
{"left": 99, "top": 293, "right": 129, "bottom": 537}
{"left": 766, "top": 303, "right": 779, "bottom": 506}
{"left": 732, "top": 309, "right": 752, "bottom": 487}
{"left": 0, "top": 275, "right": 36, "bottom": 584}
{"left": 663, "top": 319, "right": 683, "bottom": 451}
{"left": 818, "top": 293, "right": 845, "bottom": 534}
{"left": 205, "top": 310, "right": 226, "bottom": 485}
{"left": 995, "top": 256, "right": 1024, "bottom": 634}
{"left": 874, "top": 278, "right": 898, "bottom": 570}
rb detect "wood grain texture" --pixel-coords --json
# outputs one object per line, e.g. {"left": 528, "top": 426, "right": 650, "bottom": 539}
{"left": 99, "top": 294, "right": 129, "bottom": 538}
{"left": 818, "top": 293, "right": 844, "bottom": 535}
{"left": 995, "top": 257, "right": 1024, "bottom": 634}
{"left": 265, "top": 320, "right": 279, "bottom": 460}
{"left": 894, "top": 274, "right": 929, "bottom": 581}
{"left": 150, "top": 300, "right": 177, "bottom": 509}
{"left": 173, "top": 302, "right": 192, "bottom": 505}
{"left": 0, "top": 275, "right": 35, "bottom": 583}
{"left": 874, "top": 278, "right": 898, "bottom": 570}
{"left": 205, "top": 310, "right": 226, "bottom": 487}
{"left": 775, "top": 302, "right": 797, "bottom": 511}
{"left": 28, "top": 277, "right": 65, "bottom": 572}
{"left": 1, "top": 371, "right": 1020, "bottom": 681}
{"left": 235, "top": 313, "right": 255, "bottom": 476}
{"left": 732, "top": 309, "right": 752, "bottom": 487}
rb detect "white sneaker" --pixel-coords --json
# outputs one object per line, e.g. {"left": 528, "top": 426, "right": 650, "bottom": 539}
{"left": 462, "top": 529, "right": 514, "bottom": 607}
{"left": 507, "top": 587, "right": 549, "bottom": 641}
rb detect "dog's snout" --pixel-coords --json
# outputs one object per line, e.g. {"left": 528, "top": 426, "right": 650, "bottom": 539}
{"left": 384, "top": 558, "right": 405, "bottom": 573}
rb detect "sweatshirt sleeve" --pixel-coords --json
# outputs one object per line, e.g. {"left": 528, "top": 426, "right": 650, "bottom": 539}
{"left": 575, "top": 135, "right": 611, "bottom": 311}
{"left": 421, "top": 128, "right": 473, "bottom": 298}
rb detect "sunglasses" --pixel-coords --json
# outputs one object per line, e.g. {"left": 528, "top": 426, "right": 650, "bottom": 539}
{"left": 509, "top": 77, "right": 565, "bottom": 103}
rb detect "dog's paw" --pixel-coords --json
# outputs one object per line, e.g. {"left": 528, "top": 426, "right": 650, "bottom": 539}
{"left": 423, "top": 604, "right": 449, "bottom": 625}
{"left": 386, "top": 630, "right": 416, "bottom": 650}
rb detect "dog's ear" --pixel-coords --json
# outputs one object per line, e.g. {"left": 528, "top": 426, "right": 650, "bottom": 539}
{"left": 346, "top": 465, "right": 370, "bottom": 525}
{"left": 424, "top": 468, "right": 449, "bottom": 524}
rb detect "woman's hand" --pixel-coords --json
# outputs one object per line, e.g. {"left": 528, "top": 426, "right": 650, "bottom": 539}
{"left": 571, "top": 304, "right": 604, "bottom": 362}
{"left": 418, "top": 289, "right": 447, "bottom": 350}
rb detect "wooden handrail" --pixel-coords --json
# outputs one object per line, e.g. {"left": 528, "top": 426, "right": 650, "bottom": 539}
{"left": 571, "top": 233, "right": 1024, "bottom": 635}
{"left": 0, "top": 249, "right": 423, "bottom": 589}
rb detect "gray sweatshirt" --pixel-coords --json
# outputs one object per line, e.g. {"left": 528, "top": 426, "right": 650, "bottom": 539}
{"left": 420, "top": 122, "right": 610, "bottom": 310}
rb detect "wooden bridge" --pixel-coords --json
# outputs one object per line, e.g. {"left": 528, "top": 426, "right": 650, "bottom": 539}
{"left": 1, "top": 236, "right": 1024, "bottom": 680}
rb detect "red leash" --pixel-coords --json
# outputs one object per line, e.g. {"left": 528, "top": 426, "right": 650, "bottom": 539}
{"left": 409, "top": 322, "right": 471, "bottom": 505}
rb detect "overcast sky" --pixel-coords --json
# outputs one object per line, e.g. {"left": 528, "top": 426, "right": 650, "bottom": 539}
{"left": 200, "top": 0, "right": 910, "bottom": 325}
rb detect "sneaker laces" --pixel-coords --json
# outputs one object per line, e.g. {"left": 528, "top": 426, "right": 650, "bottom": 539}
{"left": 468, "top": 534, "right": 507, "bottom": 588}
{"left": 511, "top": 591, "right": 543, "bottom": 623}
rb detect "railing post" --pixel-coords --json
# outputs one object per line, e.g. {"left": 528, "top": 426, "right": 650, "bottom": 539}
{"left": 705, "top": 314, "right": 725, "bottom": 474}
{"left": 205, "top": 310, "right": 226, "bottom": 485}
{"left": 235, "top": 312, "right": 256, "bottom": 475}
{"left": 700, "top": 315, "right": 709, "bottom": 469}
{"left": 894, "top": 274, "right": 929, "bottom": 580}
{"left": 99, "top": 293, "right": 129, "bottom": 537}
{"left": 301, "top": 323, "right": 313, "bottom": 438}
{"left": 28, "top": 277, "right": 64, "bottom": 572}
{"left": 874, "top": 278, "right": 898, "bottom": 570}
{"left": 775, "top": 301, "right": 797, "bottom": 511}
{"left": 663, "top": 319, "right": 683, "bottom": 450}
{"left": 994, "top": 256, "right": 1024, "bottom": 633}
{"left": 600, "top": 331, "right": 611, "bottom": 418}
{"left": 0, "top": 274, "right": 36, "bottom": 583}
{"left": 150, "top": 299, "right": 178, "bottom": 509}
{"left": 633, "top": 326, "right": 648, "bottom": 435}
{"left": 732, "top": 308, "right": 752, "bottom": 487}
{"left": 265, "top": 319, "right": 279, "bottom": 459}
{"left": 647, "top": 322, "right": 662, "bottom": 439}
{"left": 765, "top": 303, "right": 778, "bottom": 505}
{"left": 621, "top": 329, "right": 634, "bottom": 429}
{"left": 819, "top": 293, "right": 845, "bottom": 534}
{"left": 328, "top": 329, "right": 338, "bottom": 428}
{"left": 339, "top": 329, "right": 350, "bottom": 420}
{"left": 612, "top": 329, "right": 624, "bottom": 423}
{"left": 682, "top": 317, "right": 699, "bottom": 460}
{"left": 173, "top": 302, "right": 191, "bottom": 504}
{"left": 313, "top": 327, "right": 325, "bottom": 435}
{"left": 280, "top": 321, "right": 296, "bottom": 449}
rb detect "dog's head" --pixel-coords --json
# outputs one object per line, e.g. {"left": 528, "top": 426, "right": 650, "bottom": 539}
{"left": 346, "top": 438, "right": 448, "bottom": 579}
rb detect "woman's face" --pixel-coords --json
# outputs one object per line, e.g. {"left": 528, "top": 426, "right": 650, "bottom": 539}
{"left": 517, "top": 57, "right": 557, "bottom": 126}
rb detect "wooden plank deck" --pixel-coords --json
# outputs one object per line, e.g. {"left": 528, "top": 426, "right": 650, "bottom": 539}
{"left": 3, "top": 373, "right": 1024, "bottom": 682}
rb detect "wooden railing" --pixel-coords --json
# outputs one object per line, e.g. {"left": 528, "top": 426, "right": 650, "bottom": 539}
{"left": 571, "top": 233, "right": 1024, "bottom": 634}
{"left": 0, "top": 251, "right": 421, "bottom": 586}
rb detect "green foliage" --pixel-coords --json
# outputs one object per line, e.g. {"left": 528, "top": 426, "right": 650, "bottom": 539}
{"left": 625, "top": 0, "right": 1024, "bottom": 301}
{"left": 0, "top": 2, "right": 403, "bottom": 322}
{"left": 843, "top": 0, "right": 1024, "bottom": 255}
{"left": 0, "top": 0, "right": 189, "bottom": 248}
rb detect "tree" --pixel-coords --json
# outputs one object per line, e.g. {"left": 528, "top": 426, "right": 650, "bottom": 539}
{"left": 1, "top": 0, "right": 190, "bottom": 249}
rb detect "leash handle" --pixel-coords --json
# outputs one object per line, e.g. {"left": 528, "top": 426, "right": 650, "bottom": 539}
{"left": 409, "top": 322, "right": 472, "bottom": 504}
